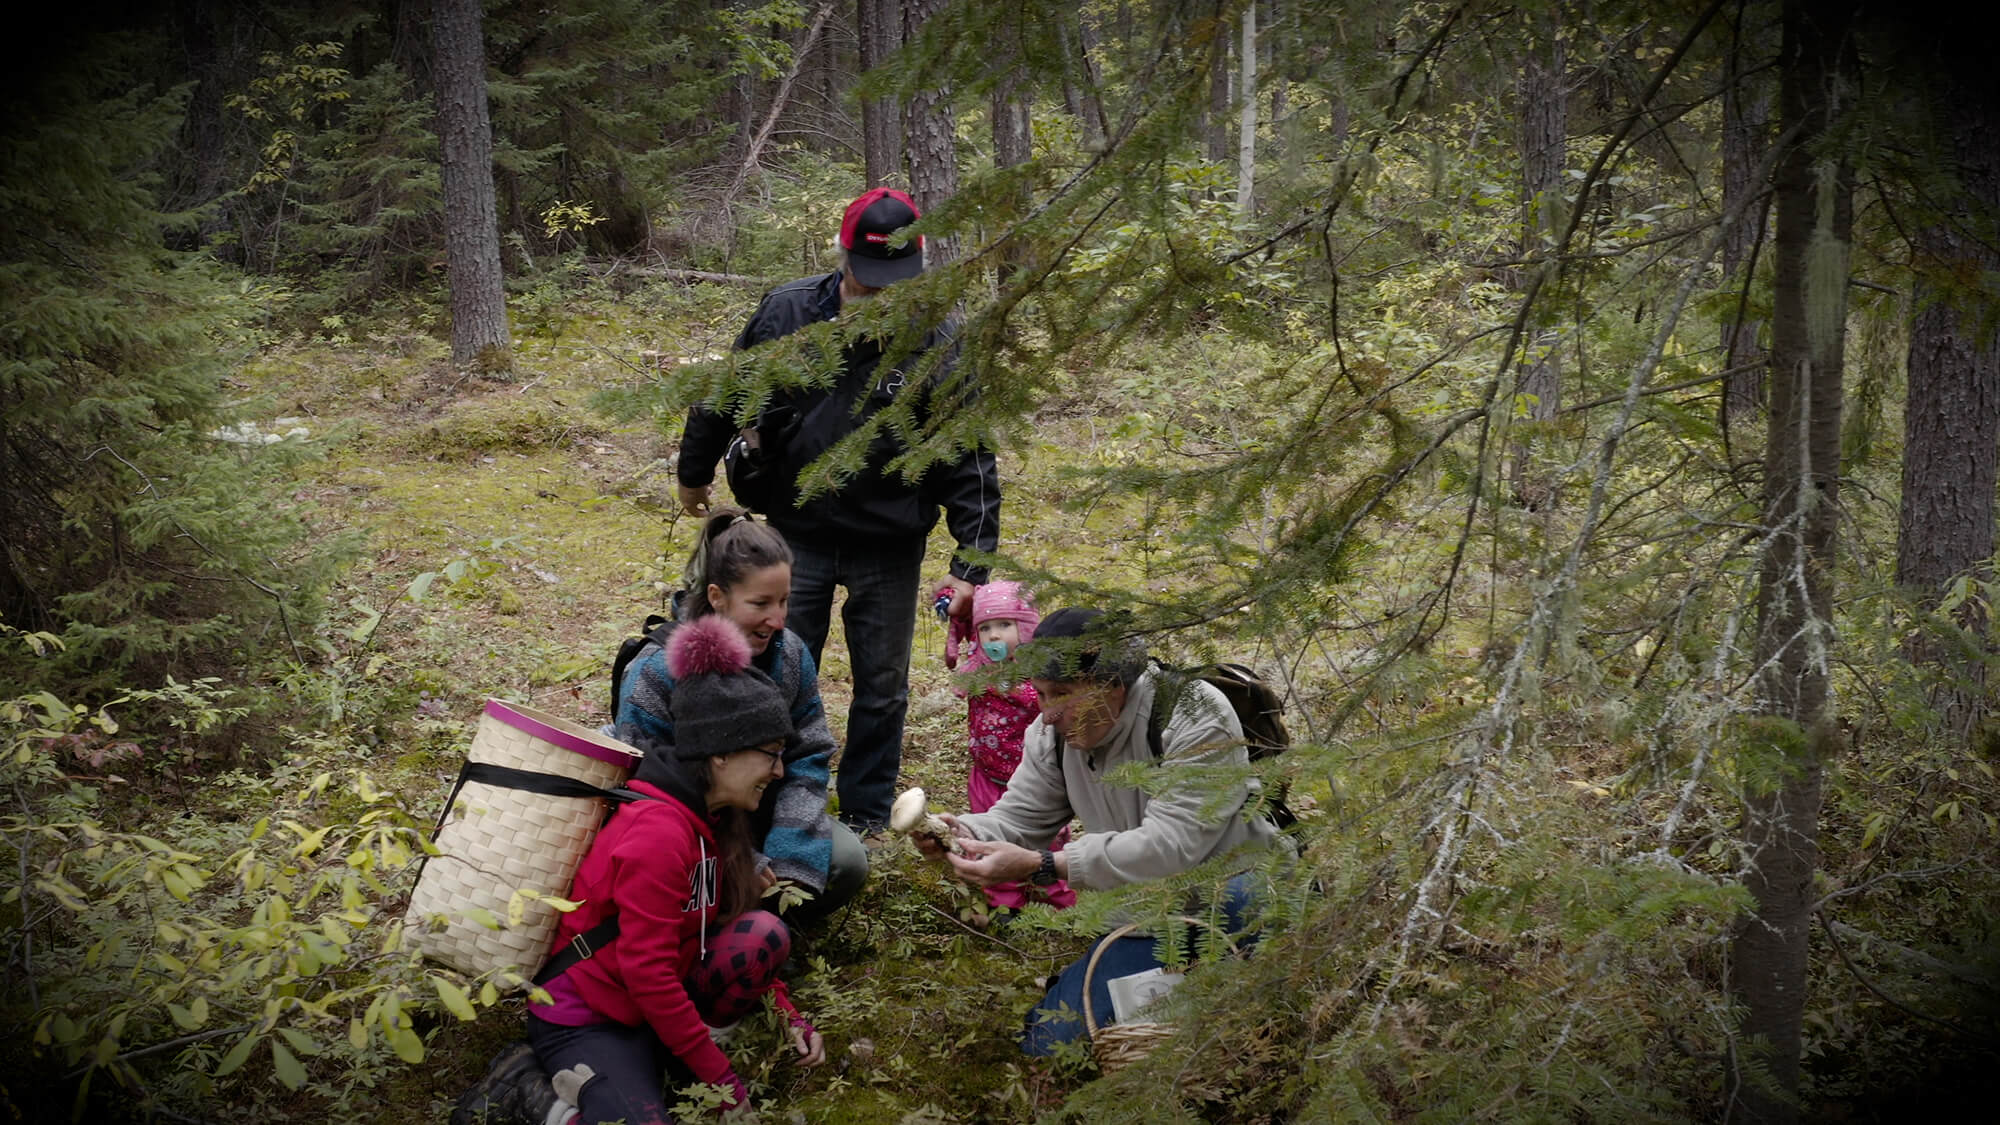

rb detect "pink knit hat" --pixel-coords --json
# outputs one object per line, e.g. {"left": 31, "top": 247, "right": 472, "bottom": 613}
{"left": 971, "top": 581, "right": 1039, "bottom": 643}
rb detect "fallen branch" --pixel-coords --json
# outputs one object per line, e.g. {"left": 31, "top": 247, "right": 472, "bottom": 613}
{"left": 1822, "top": 916, "right": 2000, "bottom": 996}
{"left": 1818, "top": 913, "right": 1970, "bottom": 1033}
{"left": 726, "top": 0, "right": 838, "bottom": 203}
{"left": 627, "top": 267, "right": 770, "bottom": 287}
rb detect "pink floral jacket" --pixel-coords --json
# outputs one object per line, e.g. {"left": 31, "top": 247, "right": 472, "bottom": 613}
{"left": 968, "top": 680, "right": 1041, "bottom": 788}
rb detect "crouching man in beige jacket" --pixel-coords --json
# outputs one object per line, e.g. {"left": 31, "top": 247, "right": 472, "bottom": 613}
{"left": 915, "top": 607, "right": 1290, "bottom": 1055}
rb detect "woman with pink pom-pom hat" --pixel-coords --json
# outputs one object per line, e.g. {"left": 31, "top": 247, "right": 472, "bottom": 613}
{"left": 453, "top": 611, "right": 825, "bottom": 1125}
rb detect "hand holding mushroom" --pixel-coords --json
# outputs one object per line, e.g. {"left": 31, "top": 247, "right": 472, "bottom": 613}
{"left": 890, "top": 787, "right": 966, "bottom": 856}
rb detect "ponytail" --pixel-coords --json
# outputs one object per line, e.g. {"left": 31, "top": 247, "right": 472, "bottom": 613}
{"left": 681, "top": 506, "right": 793, "bottom": 618}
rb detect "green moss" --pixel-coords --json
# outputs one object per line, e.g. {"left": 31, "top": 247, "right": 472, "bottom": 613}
{"left": 398, "top": 395, "right": 604, "bottom": 458}
{"left": 493, "top": 585, "right": 524, "bottom": 615}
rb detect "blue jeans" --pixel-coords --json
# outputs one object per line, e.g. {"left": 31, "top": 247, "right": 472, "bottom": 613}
{"left": 1021, "top": 873, "right": 1261, "bottom": 1056}
{"left": 784, "top": 532, "right": 926, "bottom": 830}
{"left": 527, "top": 1017, "right": 681, "bottom": 1125}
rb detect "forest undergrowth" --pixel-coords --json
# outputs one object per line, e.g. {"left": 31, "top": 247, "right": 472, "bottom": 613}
{"left": 5, "top": 271, "right": 1998, "bottom": 1123}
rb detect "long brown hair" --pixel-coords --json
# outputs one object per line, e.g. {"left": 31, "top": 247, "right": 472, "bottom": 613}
{"left": 698, "top": 761, "right": 764, "bottom": 923}
{"left": 681, "top": 507, "right": 792, "bottom": 618}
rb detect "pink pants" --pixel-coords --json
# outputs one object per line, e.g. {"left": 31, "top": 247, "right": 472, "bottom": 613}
{"left": 969, "top": 767, "right": 1076, "bottom": 911}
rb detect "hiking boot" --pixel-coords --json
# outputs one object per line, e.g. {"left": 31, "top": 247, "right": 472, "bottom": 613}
{"left": 449, "top": 1040, "right": 564, "bottom": 1125}
{"left": 550, "top": 1063, "right": 595, "bottom": 1108}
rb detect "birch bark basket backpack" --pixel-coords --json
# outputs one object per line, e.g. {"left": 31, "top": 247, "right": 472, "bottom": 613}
{"left": 407, "top": 700, "right": 640, "bottom": 983}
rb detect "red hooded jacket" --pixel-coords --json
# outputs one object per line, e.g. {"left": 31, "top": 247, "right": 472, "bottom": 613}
{"left": 531, "top": 778, "right": 793, "bottom": 1087}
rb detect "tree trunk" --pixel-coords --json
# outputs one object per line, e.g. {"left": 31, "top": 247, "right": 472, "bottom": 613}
{"left": 1237, "top": 1, "right": 1257, "bottom": 215}
{"left": 1268, "top": 0, "right": 1288, "bottom": 130}
{"left": 1059, "top": 15, "right": 1108, "bottom": 151}
{"left": 991, "top": 74, "right": 1032, "bottom": 172}
{"left": 990, "top": 59, "right": 1032, "bottom": 281}
{"left": 1722, "top": 4, "right": 1775, "bottom": 423}
{"left": 858, "top": 0, "right": 900, "bottom": 187}
{"left": 1729, "top": 2, "right": 1855, "bottom": 1121}
{"left": 903, "top": 0, "right": 956, "bottom": 262}
{"left": 1510, "top": 7, "right": 1565, "bottom": 511}
{"left": 1895, "top": 57, "right": 2000, "bottom": 733}
{"left": 173, "top": 0, "right": 227, "bottom": 229}
{"left": 1206, "top": 25, "right": 1230, "bottom": 163}
{"left": 433, "top": 0, "right": 511, "bottom": 374}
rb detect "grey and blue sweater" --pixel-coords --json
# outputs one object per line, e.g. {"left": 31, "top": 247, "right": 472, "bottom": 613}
{"left": 614, "top": 625, "right": 838, "bottom": 892}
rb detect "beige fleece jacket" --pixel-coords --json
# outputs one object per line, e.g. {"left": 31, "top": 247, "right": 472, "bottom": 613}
{"left": 954, "top": 668, "right": 1283, "bottom": 891}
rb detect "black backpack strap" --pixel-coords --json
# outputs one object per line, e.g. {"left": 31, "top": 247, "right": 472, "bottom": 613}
{"left": 608, "top": 613, "right": 677, "bottom": 719}
{"left": 534, "top": 915, "right": 620, "bottom": 984}
{"left": 1144, "top": 661, "right": 1186, "bottom": 760}
{"left": 1143, "top": 667, "right": 1301, "bottom": 842}
{"left": 428, "top": 761, "right": 631, "bottom": 842}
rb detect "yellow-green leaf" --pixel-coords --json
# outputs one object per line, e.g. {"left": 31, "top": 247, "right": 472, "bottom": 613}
{"left": 190, "top": 996, "right": 209, "bottom": 1026}
{"left": 214, "top": 1033, "right": 261, "bottom": 1077}
{"left": 270, "top": 1040, "right": 307, "bottom": 1089}
{"left": 292, "top": 825, "right": 332, "bottom": 857}
{"left": 387, "top": 1025, "right": 425, "bottom": 1064}
{"left": 167, "top": 1003, "right": 199, "bottom": 1031}
{"left": 302, "top": 932, "right": 344, "bottom": 967}
{"left": 277, "top": 1027, "right": 321, "bottom": 1056}
{"left": 349, "top": 1017, "right": 368, "bottom": 1051}
{"left": 478, "top": 980, "right": 498, "bottom": 1007}
{"left": 433, "top": 977, "right": 477, "bottom": 1021}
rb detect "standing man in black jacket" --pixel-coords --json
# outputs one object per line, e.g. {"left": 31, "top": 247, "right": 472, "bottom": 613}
{"left": 676, "top": 187, "right": 1001, "bottom": 833}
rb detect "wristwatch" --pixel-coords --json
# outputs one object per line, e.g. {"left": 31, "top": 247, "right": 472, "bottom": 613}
{"left": 1030, "top": 849, "right": 1058, "bottom": 886}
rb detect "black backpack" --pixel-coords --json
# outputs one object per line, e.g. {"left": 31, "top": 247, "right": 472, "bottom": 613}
{"left": 608, "top": 614, "right": 676, "bottom": 720}
{"left": 1145, "top": 662, "right": 1304, "bottom": 839}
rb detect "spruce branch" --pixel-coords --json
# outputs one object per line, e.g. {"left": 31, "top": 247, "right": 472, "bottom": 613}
{"left": 79, "top": 444, "right": 302, "bottom": 665}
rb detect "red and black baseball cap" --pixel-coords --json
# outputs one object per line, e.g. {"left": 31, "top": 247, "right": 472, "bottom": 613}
{"left": 838, "top": 187, "right": 926, "bottom": 288}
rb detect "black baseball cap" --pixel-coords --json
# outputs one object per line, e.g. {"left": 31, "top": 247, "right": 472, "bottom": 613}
{"left": 838, "top": 187, "right": 926, "bottom": 288}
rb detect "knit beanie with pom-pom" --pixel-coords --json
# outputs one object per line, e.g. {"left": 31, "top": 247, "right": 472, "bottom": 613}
{"left": 971, "top": 580, "right": 1040, "bottom": 643}
{"left": 663, "top": 615, "right": 794, "bottom": 759}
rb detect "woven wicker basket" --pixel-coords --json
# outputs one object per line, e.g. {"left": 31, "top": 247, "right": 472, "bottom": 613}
{"left": 408, "top": 700, "right": 639, "bottom": 981}
{"left": 1079, "top": 917, "right": 1198, "bottom": 1073}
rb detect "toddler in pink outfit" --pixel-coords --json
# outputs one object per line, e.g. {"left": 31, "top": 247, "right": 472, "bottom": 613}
{"left": 951, "top": 581, "right": 1074, "bottom": 912}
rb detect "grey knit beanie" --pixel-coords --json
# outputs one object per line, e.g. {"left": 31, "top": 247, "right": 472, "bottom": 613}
{"left": 665, "top": 615, "right": 794, "bottom": 759}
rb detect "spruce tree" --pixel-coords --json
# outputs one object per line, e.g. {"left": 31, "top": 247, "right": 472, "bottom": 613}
{"left": 0, "top": 36, "right": 345, "bottom": 701}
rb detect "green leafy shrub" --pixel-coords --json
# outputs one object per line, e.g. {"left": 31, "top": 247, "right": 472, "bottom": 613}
{"left": 0, "top": 627, "right": 517, "bottom": 1122}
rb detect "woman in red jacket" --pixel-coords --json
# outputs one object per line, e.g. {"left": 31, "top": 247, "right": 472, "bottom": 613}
{"left": 462, "top": 614, "right": 825, "bottom": 1124}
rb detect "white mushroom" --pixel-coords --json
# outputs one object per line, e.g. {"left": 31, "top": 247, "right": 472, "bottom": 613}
{"left": 888, "top": 786, "right": 964, "bottom": 854}
{"left": 889, "top": 786, "right": 927, "bottom": 832}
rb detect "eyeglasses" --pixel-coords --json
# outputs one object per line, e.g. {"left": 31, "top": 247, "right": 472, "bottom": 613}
{"left": 741, "top": 743, "right": 786, "bottom": 766}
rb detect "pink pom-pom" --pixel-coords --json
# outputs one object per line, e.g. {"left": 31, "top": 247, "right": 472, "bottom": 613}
{"left": 667, "top": 615, "right": 752, "bottom": 679}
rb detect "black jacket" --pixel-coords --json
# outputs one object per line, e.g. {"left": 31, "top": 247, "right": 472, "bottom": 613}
{"left": 677, "top": 270, "right": 1000, "bottom": 581}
